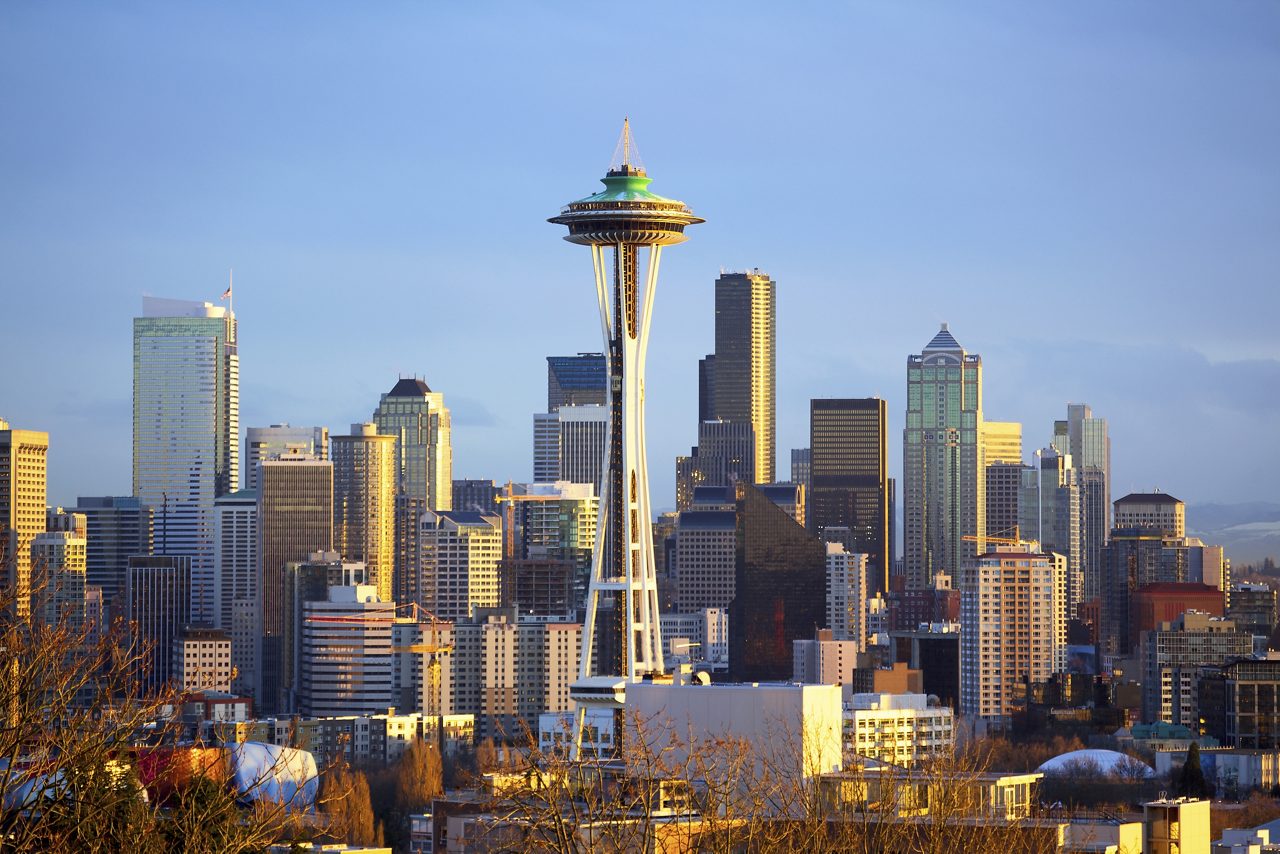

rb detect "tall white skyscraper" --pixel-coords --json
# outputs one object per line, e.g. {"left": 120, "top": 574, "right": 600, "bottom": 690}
{"left": 214, "top": 489, "right": 258, "bottom": 692}
{"left": 133, "top": 296, "right": 239, "bottom": 626}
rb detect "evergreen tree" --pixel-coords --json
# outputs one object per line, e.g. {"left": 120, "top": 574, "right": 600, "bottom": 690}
{"left": 396, "top": 737, "right": 444, "bottom": 812}
{"left": 1177, "top": 742, "right": 1211, "bottom": 799}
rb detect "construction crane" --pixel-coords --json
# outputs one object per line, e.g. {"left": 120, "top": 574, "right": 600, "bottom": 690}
{"left": 390, "top": 602, "right": 453, "bottom": 757}
{"left": 962, "top": 525, "right": 1040, "bottom": 552}
{"left": 494, "top": 480, "right": 561, "bottom": 560}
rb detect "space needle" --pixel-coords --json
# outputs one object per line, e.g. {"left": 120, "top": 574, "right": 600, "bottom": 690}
{"left": 549, "top": 120, "right": 702, "bottom": 756}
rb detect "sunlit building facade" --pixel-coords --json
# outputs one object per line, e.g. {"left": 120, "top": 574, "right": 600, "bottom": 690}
{"left": 0, "top": 420, "right": 49, "bottom": 617}
{"left": 333, "top": 423, "right": 397, "bottom": 603}
{"left": 373, "top": 377, "right": 452, "bottom": 511}
{"left": 132, "top": 296, "right": 239, "bottom": 627}
{"left": 903, "top": 324, "right": 984, "bottom": 589}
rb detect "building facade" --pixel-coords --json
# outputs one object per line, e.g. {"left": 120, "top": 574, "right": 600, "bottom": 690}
{"left": 333, "top": 423, "right": 397, "bottom": 603}
{"left": 1140, "top": 612, "right": 1252, "bottom": 727}
{"left": 71, "top": 496, "right": 153, "bottom": 620}
{"left": 903, "top": 324, "right": 984, "bottom": 590}
{"left": 243, "top": 424, "right": 328, "bottom": 492}
{"left": 810, "top": 398, "right": 889, "bottom": 593}
{"left": 418, "top": 510, "right": 502, "bottom": 621}
{"left": 126, "top": 554, "right": 192, "bottom": 694}
{"left": 1, "top": 420, "right": 49, "bottom": 617}
{"left": 373, "top": 377, "right": 452, "bottom": 511}
{"left": 133, "top": 296, "right": 238, "bottom": 627}
{"left": 707, "top": 270, "right": 776, "bottom": 483}
{"left": 299, "top": 585, "right": 395, "bottom": 718}
{"left": 959, "top": 548, "right": 1066, "bottom": 726}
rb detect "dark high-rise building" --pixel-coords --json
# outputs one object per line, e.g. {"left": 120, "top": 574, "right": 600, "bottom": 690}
{"left": 674, "top": 420, "right": 755, "bottom": 511}
{"left": 258, "top": 455, "right": 333, "bottom": 712}
{"left": 809, "top": 398, "right": 890, "bottom": 594}
{"left": 729, "top": 483, "right": 826, "bottom": 682}
{"left": 547, "top": 353, "right": 607, "bottom": 412}
{"left": 709, "top": 271, "right": 775, "bottom": 483}
{"left": 697, "top": 355, "right": 716, "bottom": 423}
{"left": 71, "top": 496, "right": 154, "bottom": 619}
{"left": 1099, "top": 527, "right": 1191, "bottom": 656}
{"left": 452, "top": 479, "right": 501, "bottom": 515}
{"left": 126, "top": 554, "right": 191, "bottom": 694}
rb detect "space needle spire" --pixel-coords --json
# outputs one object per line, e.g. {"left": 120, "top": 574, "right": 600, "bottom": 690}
{"left": 549, "top": 122, "right": 702, "bottom": 757}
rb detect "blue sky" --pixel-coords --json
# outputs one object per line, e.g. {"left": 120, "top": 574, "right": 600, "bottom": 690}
{"left": 2, "top": 2, "right": 1278, "bottom": 512}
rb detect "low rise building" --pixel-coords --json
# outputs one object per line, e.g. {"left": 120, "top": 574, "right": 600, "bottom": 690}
{"left": 844, "top": 693, "right": 954, "bottom": 766}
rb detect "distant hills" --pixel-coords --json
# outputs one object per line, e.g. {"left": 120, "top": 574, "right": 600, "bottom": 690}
{"left": 1187, "top": 502, "right": 1280, "bottom": 566}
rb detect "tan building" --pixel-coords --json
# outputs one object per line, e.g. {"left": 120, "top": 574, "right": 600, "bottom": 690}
{"left": 419, "top": 510, "right": 501, "bottom": 621}
{"left": 981, "top": 420, "right": 1022, "bottom": 466}
{"left": 333, "top": 423, "right": 397, "bottom": 603}
{"left": 1115, "top": 492, "right": 1185, "bottom": 538}
{"left": 960, "top": 546, "right": 1067, "bottom": 726}
{"left": 0, "top": 420, "right": 49, "bottom": 617}
{"left": 451, "top": 608, "right": 580, "bottom": 740}
{"left": 30, "top": 509, "right": 87, "bottom": 632}
{"left": 174, "top": 627, "right": 233, "bottom": 693}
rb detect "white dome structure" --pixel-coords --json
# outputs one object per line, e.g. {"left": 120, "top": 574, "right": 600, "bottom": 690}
{"left": 1036, "top": 748, "right": 1154, "bottom": 778}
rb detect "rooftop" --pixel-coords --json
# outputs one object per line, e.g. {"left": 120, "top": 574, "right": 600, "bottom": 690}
{"left": 922, "top": 322, "right": 963, "bottom": 352}
{"left": 387, "top": 376, "right": 432, "bottom": 397}
{"left": 1115, "top": 492, "right": 1183, "bottom": 505}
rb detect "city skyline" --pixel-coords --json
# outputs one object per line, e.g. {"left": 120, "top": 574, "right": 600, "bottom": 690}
{"left": 3, "top": 3, "right": 1279, "bottom": 520}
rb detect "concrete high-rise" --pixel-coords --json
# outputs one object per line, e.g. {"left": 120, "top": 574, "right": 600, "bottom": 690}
{"left": 903, "top": 324, "right": 984, "bottom": 589}
{"left": 1115, "top": 493, "right": 1185, "bottom": 538}
{"left": 548, "top": 121, "right": 702, "bottom": 753}
{"left": 418, "top": 510, "right": 502, "bottom": 621}
{"left": 258, "top": 454, "right": 332, "bottom": 711}
{"left": 809, "top": 398, "right": 889, "bottom": 594}
{"left": 1, "top": 420, "right": 49, "bottom": 617}
{"left": 243, "top": 424, "right": 328, "bottom": 492}
{"left": 532, "top": 405, "right": 607, "bottom": 488}
{"left": 70, "top": 496, "right": 154, "bottom": 621}
{"left": 132, "top": 296, "right": 239, "bottom": 626}
{"left": 299, "top": 585, "right": 395, "bottom": 718}
{"left": 333, "top": 423, "right": 397, "bottom": 603}
{"left": 373, "top": 377, "right": 452, "bottom": 512}
{"left": 213, "top": 489, "right": 257, "bottom": 694}
{"left": 31, "top": 510, "right": 87, "bottom": 632}
{"left": 959, "top": 546, "right": 1066, "bottom": 728}
{"left": 1052, "top": 404, "right": 1110, "bottom": 602}
{"left": 1031, "top": 447, "right": 1083, "bottom": 612}
{"left": 708, "top": 270, "right": 776, "bottom": 483}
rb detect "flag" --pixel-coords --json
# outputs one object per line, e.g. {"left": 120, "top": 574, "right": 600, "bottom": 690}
{"left": 221, "top": 284, "right": 232, "bottom": 301}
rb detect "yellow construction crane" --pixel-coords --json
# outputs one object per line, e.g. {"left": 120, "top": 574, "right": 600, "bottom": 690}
{"left": 390, "top": 602, "right": 454, "bottom": 754}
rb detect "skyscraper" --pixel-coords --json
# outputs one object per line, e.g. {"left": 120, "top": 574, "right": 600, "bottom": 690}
{"left": 243, "top": 424, "right": 328, "bottom": 492}
{"left": 546, "top": 353, "right": 607, "bottom": 411}
{"left": 126, "top": 554, "right": 192, "bottom": 694}
{"left": 258, "top": 454, "right": 332, "bottom": 711}
{"left": 903, "top": 324, "right": 984, "bottom": 589}
{"left": 548, "top": 121, "right": 702, "bottom": 753}
{"left": 729, "top": 483, "right": 827, "bottom": 682}
{"left": 373, "top": 377, "right": 452, "bottom": 512}
{"left": 213, "top": 489, "right": 257, "bottom": 694}
{"left": 674, "top": 420, "right": 755, "bottom": 510}
{"left": 132, "top": 296, "right": 239, "bottom": 626}
{"left": 333, "top": 423, "right": 397, "bottom": 603}
{"left": 70, "top": 496, "right": 154, "bottom": 621}
{"left": 0, "top": 420, "right": 49, "bottom": 617}
{"left": 809, "top": 398, "right": 889, "bottom": 594}
{"left": 31, "top": 510, "right": 87, "bottom": 632}
{"left": 1052, "top": 404, "right": 1111, "bottom": 603}
{"left": 708, "top": 270, "right": 776, "bottom": 483}
{"left": 533, "top": 405, "right": 608, "bottom": 487}
{"left": 959, "top": 547, "right": 1066, "bottom": 727}
{"left": 418, "top": 510, "right": 502, "bottom": 621}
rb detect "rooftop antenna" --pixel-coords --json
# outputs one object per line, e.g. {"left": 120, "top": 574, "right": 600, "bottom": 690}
{"left": 609, "top": 117, "right": 645, "bottom": 173}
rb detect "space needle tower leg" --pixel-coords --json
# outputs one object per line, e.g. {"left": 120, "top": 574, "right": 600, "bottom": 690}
{"left": 549, "top": 121, "right": 702, "bottom": 760}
